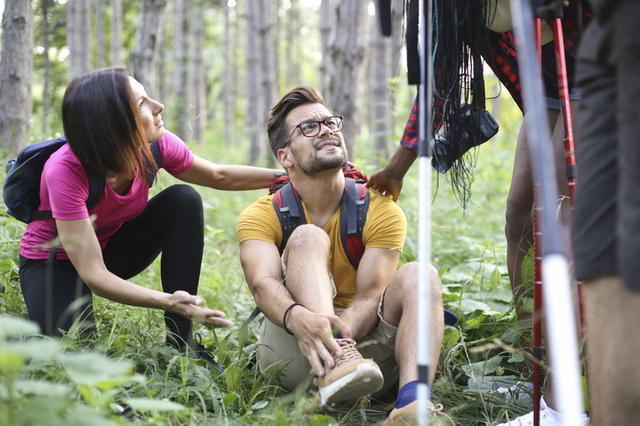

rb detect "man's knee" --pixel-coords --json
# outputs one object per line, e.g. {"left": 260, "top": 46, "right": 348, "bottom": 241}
{"left": 285, "top": 224, "right": 330, "bottom": 254}
{"left": 392, "top": 262, "right": 442, "bottom": 301}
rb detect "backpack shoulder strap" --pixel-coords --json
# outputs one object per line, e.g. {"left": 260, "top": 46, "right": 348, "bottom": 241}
{"left": 272, "top": 182, "right": 307, "bottom": 254}
{"left": 339, "top": 178, "right": 370, "bottom": 269}
{"left": 146, "top": 141, "right": 162, "bottom": 187}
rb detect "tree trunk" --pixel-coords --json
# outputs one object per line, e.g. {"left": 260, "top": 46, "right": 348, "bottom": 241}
{"left": 66, "top": 0, "right": 76, "bottom": 77}
{"left": 0, "top": 0, "right": 34, "bottom": 152}
{"left": 326, "top": 0, "right": 369, "bottom": 159}
{"left": 191, "top": 0, "right": 205, "bottom": 145}
{"left": 258, "top": 0, "right": 277, "bottom": 166}
{"left": 95, "top": 0, "right": 106, "bottom": 69}
{"left": 172, "top": 0, "right": 189, "bottom": 141}
{"left": 110, "top": 0, "right": 123, "bottom": 66}
{"left": 130, "top": 0, "right": 166, "bottom": 98}
{"left": 41, "top": 0, "right": 51, "bottom": 135}
{"left": 245, "top": 0, "right": 263, "bottom": 165}
{"left": 369, "top": 2, "right": 392, "bottom": 166}
{"left": 76, "top": 0, "right": 91, "bottom": 73}
{"left": 222, "top": 0, "right": 235, "bottom": 147}
{"left": 285, "top": 0, "right": 300, "bottom": 89}
{"left": 318, "top": 0, "right": 332, "bottom": 96}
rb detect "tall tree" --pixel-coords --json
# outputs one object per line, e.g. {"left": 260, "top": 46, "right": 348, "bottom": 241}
{"left": 0, "top": 0, "right": 34, "bottom": 152}
{"left": 285, "top": 0, "right": 301, "bottom": 89}
{"left": 172, "top": 0, "right": 190, "bottom": 140}
{"left": 191, "top": 0, "right": 205, "bottom": 144}
{"left": 67, "top": 0, "right": 91, "bottom": 78}
{"left": 95, "top": 0, "right": 106, "bottom": 69}
{"left": 222, "top": 0, "right": 236, "bottom": 147}
{"left": 41, "top": 0, "right": 52, "bottom": 135}
{"left": 325, "top": 0, "right": 369, "bottom": 158}
{"left": 369, "top": 1, "right": 392, "bottom": 164}
{"left": 130, "top": 0, "right": 167, "bottom": 98}
{"left": 318, "top": 0, "right": 332, "bottom": 96}
{"left": 257, "top": 0, "right": 277, "bottom": 165}
{"left": 110, "top": 0, "right": 123, "bottom": 65}
{"left": 244, "top": 0, "right": 263, "bottom": 164}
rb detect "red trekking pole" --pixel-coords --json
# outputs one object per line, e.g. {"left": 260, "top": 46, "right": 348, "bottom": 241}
{"left": 531, "top": 2, "right": 584, "bottom": 426}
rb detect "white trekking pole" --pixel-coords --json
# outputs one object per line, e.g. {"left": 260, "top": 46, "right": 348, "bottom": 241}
{"left": 416, "top": 0, "right": 433, "bottom": 424}
{"left": 509, "top": 0, "right": 584, "bottom": 423}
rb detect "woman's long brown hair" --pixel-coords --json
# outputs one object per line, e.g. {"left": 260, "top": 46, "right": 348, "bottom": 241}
{"left": 62, "top": 67, "right": 158, "bottom": 185}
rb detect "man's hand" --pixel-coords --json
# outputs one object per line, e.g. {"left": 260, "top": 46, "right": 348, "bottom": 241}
{"left": 366, "top": 167, "right": 405, "bottom": 202}
{"left": 287, "top": 305, "right": 352, "bottom": 378}
{"left": 169, "top": 290, "right": 235, "bottom": 328}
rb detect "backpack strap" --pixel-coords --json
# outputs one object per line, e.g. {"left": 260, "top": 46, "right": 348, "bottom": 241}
{"left": 272, "top": 182, "right": 307, "bottom": 254}
{"left": 339, "top": 178, "right": 370, "bottom": 269}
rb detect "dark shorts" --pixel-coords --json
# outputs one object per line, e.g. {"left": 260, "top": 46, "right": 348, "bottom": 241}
{"left": 541, "top": 41, "right": 580, "bottom": 110}
{"left": 572, "top": 4, "right": 640, "bottom": 289}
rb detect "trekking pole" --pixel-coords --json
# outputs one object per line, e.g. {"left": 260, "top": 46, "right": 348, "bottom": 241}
{"left": 532, "top": 3, "right": 543, "bottom": 424}
{"left": 509, "top": 0, "right": 585, "bottom": 423}
{"left": 416, "top": 0, "right": 433, "bottom": 424}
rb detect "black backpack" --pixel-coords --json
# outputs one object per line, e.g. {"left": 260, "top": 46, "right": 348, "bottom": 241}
{"left": 3, "top": 136, "right": 162, "bottom": 223}
{"left": 272, "top": 176, "right": 370, "bottom": 270}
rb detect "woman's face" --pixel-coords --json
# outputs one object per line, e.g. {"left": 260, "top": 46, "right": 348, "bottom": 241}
{"left": 128, "top": 76, "right": 166, "bottom": 143}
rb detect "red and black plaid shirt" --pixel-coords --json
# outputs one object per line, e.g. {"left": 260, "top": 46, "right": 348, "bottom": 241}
{"left": 401, "top": 1, "right": 592, "bottom": 151}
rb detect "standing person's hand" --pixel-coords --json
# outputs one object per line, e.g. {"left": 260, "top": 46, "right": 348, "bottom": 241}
{"left": 367, "top": 167, "right": 405, "bottom": 202}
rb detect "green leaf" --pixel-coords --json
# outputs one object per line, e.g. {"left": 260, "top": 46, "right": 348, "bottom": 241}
{"left": 461, "top": 354, "right": 503, "bottom": 379}
{"left": 122, "top": 397, "right": 187, "bottom": 412}
{"left": 0, "top": 315, "right": 40, "bottom": 339}
{"left": 58, "top": 352, "right": 133, "bottom": 387}
{"left": 13, "top": 379, "right": 73, "bottom": 397}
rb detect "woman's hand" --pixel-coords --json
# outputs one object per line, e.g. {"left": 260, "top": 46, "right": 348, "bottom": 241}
{"left": 168, "top": 290, "right": 234, "bottom": 328}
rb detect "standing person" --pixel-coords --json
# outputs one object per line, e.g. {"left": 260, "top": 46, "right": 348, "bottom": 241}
{"left": 18, "top": 67, "right": 280, "bottom": 370}
{"left": 368, "top": 1, "right": 590, "bottom": 423}
{"left": 572, "top": 1, "right": 640, "bottom": 424}
{"left": 237, "top": 86, "right": 449, "bottom": 425}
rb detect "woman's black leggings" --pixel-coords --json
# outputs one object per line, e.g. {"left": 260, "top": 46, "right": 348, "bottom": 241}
{"left": 19, "top": 185, "right": 204, "bottom": 343}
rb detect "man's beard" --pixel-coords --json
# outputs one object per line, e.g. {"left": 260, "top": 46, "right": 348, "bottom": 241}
{"left": 290, "top": 143, "right": 348, "bottom": 176}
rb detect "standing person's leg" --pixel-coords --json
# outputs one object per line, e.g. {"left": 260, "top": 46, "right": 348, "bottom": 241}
{"left": 572, "top": 17, "right": 620, "bottom": 425}
{"left": 103, "top": 184, "right": 204, "bottom": 347}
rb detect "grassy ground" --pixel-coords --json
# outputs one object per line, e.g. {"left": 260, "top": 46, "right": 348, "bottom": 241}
{"left": 0, "top": 100, "right": 559, "bottom": 425}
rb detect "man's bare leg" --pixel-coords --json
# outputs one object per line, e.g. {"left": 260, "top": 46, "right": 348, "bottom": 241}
{"left": 583, "top": 275, "right": 640, "bottom": 425}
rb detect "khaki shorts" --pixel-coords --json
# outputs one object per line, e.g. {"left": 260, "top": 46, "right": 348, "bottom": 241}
{"left": 257, "top": 284, "right": 399, "bottom": 397}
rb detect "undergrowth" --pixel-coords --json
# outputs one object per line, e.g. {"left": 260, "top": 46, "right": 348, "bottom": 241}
{"left": 0, "top": 98, "right": 578, "bottom": 425}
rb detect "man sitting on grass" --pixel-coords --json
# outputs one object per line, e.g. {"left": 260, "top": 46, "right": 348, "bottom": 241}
{"left": 236, "top": 86, "right": 447, "bottom": 424}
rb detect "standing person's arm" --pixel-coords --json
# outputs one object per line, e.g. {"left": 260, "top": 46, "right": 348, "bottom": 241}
{"left": 366, "top": 145, "right": 417, "bottom": 202}
{"left": 56, "top": 218, "right": 233, "bottom": 328}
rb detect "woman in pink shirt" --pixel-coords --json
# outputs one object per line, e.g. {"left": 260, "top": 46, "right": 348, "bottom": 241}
{"left": 18, "top": 67, "right": 279, "bottom": 371}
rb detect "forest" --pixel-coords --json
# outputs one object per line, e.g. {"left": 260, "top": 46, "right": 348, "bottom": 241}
{"left": 0, "top": 0, "right": 562, "bottom": 425}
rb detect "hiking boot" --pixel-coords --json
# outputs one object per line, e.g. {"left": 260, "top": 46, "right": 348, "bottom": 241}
{"left": 315, "top": 338, "right": 384, "bottom": 409}
{"left": 382, "top": 400, "right": 455, "bottom": 426}
{"left": 181, "top": 333, "right": 225, "bottom": 376}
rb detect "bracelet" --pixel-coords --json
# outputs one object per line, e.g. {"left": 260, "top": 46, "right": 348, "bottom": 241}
{"left": 283, "top": 302, "right": 303, "bottom": 335}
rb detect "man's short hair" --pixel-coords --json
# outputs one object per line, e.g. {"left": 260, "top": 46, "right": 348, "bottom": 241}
{"left": 267, "top": 86, "right": 327, "bottom": 158}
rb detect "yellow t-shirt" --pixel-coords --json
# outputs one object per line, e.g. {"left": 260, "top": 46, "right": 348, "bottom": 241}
{"left": 237, "top": 188, "right": 407, "bottom": 309}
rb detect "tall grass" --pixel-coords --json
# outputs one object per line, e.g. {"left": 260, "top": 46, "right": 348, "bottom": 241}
{"left": 0, "top": 98, "right": 559, "bottom": 425}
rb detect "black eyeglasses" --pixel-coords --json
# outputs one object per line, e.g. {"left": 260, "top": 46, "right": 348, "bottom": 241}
{"left": 283, "top": 115, "right": 344, "bottom": 146}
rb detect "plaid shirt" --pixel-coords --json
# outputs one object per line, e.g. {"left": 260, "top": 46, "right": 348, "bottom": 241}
{"left": 401, "top": 1, "right": 592, "bottom": 151}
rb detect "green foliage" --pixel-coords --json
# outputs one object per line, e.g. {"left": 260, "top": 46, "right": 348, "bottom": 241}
{"left": 0, "top": 94, "right": 582, "bottom": 424}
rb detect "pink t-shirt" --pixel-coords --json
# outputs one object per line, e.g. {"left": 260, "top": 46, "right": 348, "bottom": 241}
{"left": 20, "top": 131, "right": 194, "bottom": 260}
